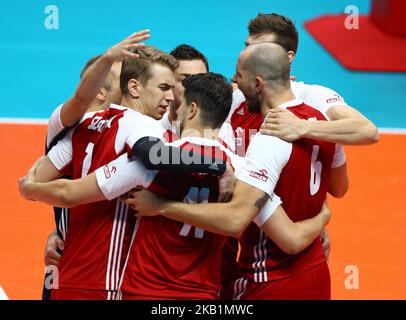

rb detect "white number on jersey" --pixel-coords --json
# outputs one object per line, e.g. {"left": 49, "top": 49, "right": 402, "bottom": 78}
{"left": 81, "top": 142, "right": 95, "bottom": 177}
{"left": 310, "top": 145, "right": 322, "bottom": 195}
{"left": 179, "top": 187, "right": 209, "bottom": 239}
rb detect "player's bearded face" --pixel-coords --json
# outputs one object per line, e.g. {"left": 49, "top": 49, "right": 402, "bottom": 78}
{"left": 139, "top": 64, "right": 175, "bottom": 120}
{"left": 246, "top": 95, "right": 261, "bottom": 113}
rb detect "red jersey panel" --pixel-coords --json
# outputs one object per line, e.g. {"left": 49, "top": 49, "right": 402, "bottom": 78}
{"left": 50, "top": 106, "right": 162, "bottom": 292}
{"left": 120, "top": 141, "right": 228, "bottom": 300}
{"left": 237, "top": 103, "right": 335, "bottom": 282}
{"left": 230, "top": 101, "right": 263, "bottom": 156}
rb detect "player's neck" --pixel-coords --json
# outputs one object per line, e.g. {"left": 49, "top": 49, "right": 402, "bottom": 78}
{"left": 120, "top": 96, "right": 147, "bottom": 115}
{"left": 180, "top": 124, "right": 219, "bottom": 141}
{"left": 261, "top": 87, "right": 295, "bottom": 118}
{"left": 87, "top": 101, "right": 108, "bottom": 113}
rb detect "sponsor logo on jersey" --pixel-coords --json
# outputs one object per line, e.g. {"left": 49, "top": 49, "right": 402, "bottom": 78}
{"left": 326, "top": 94, "right": 344, "bottom": 104}
{"left": 88, "top": 115, "right": 116, "bottom": 133}
{"left": 249, "top": 169, "right": 269, "bottom": 182}
{"left": 103, "top": 165, "right": 116, "bottom": 179}
{"left": 237, "top": 107, "right": 245, "bottom": 116}
{"left": 103, "top": 165, "right": 111, "bottom": 179}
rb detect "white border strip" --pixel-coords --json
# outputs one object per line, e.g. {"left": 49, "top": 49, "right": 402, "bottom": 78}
{"left": 0, "top": 117, "right": 48, "bottom": 125}
{"left": 0, "top": 286, "right": 9, "bottom": 300}
{"left": 0, "top": 118, "right": 405, "bottom": 134}
{"left": 378, "top": 128, "right": 406, "bottom": 134}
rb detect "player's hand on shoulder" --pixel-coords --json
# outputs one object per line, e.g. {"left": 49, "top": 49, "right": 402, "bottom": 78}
{"left": 104, "top": 29, "right": 151, "bottom": 62}
{"left": 45, "top": 230, "right": 64, "bottom": 267}
{"left": 122, "top": 188, "right": 162, "bottom": 217}
{"left": 218, "top": 162, "right": 236, "bottom": 203}
{"left": 260, "top": 107, "right": 308, "bottom": 142}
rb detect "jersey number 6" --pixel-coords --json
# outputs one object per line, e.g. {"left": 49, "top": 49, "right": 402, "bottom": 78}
{"left": 310, "top": 145, "right": 322, "bottom": 195}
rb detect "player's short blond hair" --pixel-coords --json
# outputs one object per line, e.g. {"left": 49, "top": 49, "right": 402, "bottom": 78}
{"left": 120, "top": 46, "right": 179, "bottom": 94}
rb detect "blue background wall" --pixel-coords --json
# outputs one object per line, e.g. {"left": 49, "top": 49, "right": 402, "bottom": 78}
{"left": 1, "top": 0, "right": 405, "bottom": 128}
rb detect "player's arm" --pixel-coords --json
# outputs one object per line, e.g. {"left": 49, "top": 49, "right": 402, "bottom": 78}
{"left": 132, "top": 136, "right": 228, "bottom": 175}
{"left": 260, "top": 203, "right": 330, "bottom": 254}
{"left": 328, "top": 144, "right": 349, "bottom": 198}
{"left": 19, "top": 173, "right": 105, "bottom": 208}
{"left": 125, "top": 184, "right": 329, "bottom": 254}
{"left": 261, "top": 106, "right": 379, "bottom": 145}
{"left": 19, "top": 153, "right": 153, "bottom": 207}
{"left": 329, "top": 163, "right": 348, "bottom": 198}
{"left": 306, "top": 105, "right": 379, "bottom": 145}
{"left": 132, "top": 136, "right": 235, "bottom": 202}
{"left": 59, "top": 30, "right": 150, "bottom": 127}
{"left": 125, "top": 180, "right": 266, "bottom": 238}
{"left": 260, "top": 83, "right": 379, "bottom": 145}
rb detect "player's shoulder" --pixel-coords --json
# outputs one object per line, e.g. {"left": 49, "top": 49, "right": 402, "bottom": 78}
{"left": 226, "top": 89, "right": 246, "bottom": 123}
{"left": 248, "top": 133, "right": 292, "bottom": 161}
{"left": 292, "top": 81, "right": 346, "bottom": 104}
{"left": 113, "top": 105, "right": 160, "bottom": 127}
{"left": 232, "top": 89, "right": 245, "bottom": 105}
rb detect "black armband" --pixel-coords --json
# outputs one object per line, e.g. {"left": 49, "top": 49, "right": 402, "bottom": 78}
{"left": 132, "top": 136, "right": 226, "bottom": 176}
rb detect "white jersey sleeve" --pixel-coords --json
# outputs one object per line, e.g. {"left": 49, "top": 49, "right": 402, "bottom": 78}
{"left": 236, "top": 134, "right": 292, "bottom": 197}
{"left": 95, "top": 154, "right": 158, "bottom": 201}
{"left": 292, "top": 82, "right": 348, "bottom": 118}
{"left": 332, "top": 144, "right": 347, "bottom": 168}
{"left": 225, "top": 89, "right": 245, "bottom": 124}
{"left": 47, "top": 129, "right": 74, "bottom": 171}
{"left": 220, "top": 145, "right": 283, "bottom": 228}
{"left": 219, "top": 122, "right": 236, "bottom": 154}
{"left": 253, "top": 194, "right": 282, "bottom": 227}
{"left": 114, "top": 110, "right": 165, "bottom": 155}
{"left": 46, "top": 104, "right": 65, "bottom": 149}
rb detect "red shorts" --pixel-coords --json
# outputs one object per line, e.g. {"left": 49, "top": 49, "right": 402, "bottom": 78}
{"left": 51, "top": 288, "right": 118, "bottom": 300}
{"left": 234, "top": 262, "right": 331, "bottom": 300}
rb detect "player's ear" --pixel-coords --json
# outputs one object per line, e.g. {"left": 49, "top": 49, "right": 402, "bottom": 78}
{"left": 287, "top": 51, "right": 295, "bottom": 64}
{"left": 255, "top": 76, "right": 265, "bottom": 94}
{"left": 188, "top": 101, "right": 199, "bottom": 120}
{"left": 127, "top": 79, "right": 141, "bottom": 98}
{"left": 96, "top": 87, "right": 108, "bottom": 102}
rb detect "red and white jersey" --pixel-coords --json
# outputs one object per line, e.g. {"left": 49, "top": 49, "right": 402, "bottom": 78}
{"left": 160, "top": 111, "right": 179, "bottom": 143}
{"left": 46, "top": 104, "right": 65, "bottom": 149}
{"left": 236, "top": 99, "right": 340, "bottom": 282}
{"left": 47, "top": 104, "right": 164, "bottom": 292}
{"left": 229, "top": 82, "right": 348, "bottom": 156}
{"left": 94, "top": 137, "right": 282, "bottom": 299}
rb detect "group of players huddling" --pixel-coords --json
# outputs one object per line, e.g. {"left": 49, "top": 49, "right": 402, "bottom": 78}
{"left": 19, "top": 13, "right": 379, "bottom": 300}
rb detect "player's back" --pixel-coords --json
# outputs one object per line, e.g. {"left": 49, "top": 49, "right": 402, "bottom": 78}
{"left": 238, "top": 103, "right": 336, "bottom": 281}
{"left": 54, "top": 105, "right": 160, "bottom": 293}
{"left": 120, "top": 137, "right": 229, "bottom": 300}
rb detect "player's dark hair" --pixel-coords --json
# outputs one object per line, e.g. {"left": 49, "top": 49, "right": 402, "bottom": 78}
{"left": 248, "top": 13, "right": 299, "bottom": 53}
{"left": 120, "top": 46, "right": 178, "bottom": 95}
{"left": 170, "top": 44, "right": 209, "bottom": 72}
{"left": 182, "top": 73, "right": 232, "bottom": 129}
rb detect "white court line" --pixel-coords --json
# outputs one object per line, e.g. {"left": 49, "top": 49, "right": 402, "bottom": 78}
{"left": 378, "top": 128, "right": 406, "bottom": 134}
{"left": 0, "top": 286, "right": 9, "bottom": 300}
{"left": 0, "top": 118, "right": 405, "bottom": 134}
{"left": 0, "top": 117, "right": 48, "bottom": 125}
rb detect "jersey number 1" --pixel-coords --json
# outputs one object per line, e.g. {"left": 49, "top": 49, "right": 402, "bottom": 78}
{"left": 179, "top": 187, "right": 209, "bottom": 239}
{"left": 310, "top": 145, "right": 322, "bottom": 195}
{"left": 81, "top": 142, "right": 95, "bottom": 177}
